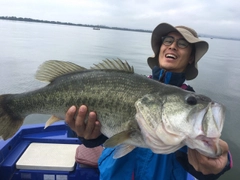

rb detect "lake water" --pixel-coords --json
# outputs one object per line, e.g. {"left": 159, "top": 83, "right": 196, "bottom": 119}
{"left": 0, "top": 20, "right": 239, "bottom": 179}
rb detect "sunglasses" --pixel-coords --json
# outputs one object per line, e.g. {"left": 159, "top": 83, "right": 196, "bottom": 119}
{"left": 162, "top": 36, "right": 189, "bottom": 49}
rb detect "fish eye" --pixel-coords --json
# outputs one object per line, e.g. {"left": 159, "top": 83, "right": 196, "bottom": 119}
{"left": 186, "top": 96, "right": 197, "bottom": 105}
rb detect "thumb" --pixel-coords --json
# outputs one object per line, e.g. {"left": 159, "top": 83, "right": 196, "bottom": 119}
{"left": 218, "top": 139, "right": 229, "bottom": 156}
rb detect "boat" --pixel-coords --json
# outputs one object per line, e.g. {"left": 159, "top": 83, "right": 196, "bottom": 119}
{"left": 0, "top": 121, "right": 100, "bottom": 180}
{"left": 93, "top": 27, "right": 100, "bottom": 30}
{"left": 0, "top": 121, "right": 195, "bottom": 180}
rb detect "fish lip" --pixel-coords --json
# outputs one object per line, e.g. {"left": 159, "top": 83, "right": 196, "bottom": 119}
{"left": 195, "top": 136, "right": 221, "bottom": 157}
{"left": 185, "top": 135, "right": 221, "bottom": 158}
{"left": 201, "top": 102, "right": 224, "bottom": 137}
{"left": 190, "top": 102, "right": 223, "bottom": 137}
{"left": 186, "top": 102, "right": 224, "bottom": 158}
{"left": 211, "top": 102, "right": 225, "bottom": 131}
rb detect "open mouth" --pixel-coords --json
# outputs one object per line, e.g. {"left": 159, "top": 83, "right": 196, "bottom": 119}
{"left": 165, "top": 54, "right": 177, "bottom": 59}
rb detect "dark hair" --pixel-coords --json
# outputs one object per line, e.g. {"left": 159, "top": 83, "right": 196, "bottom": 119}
{"left": 190, "top": 45, "right": 196, "bottom": 61}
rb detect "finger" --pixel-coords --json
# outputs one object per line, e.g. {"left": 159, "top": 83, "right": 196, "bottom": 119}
{"left": 65, "top": 106, "right": 77, "bottom": 127}
{"left": 75, "top": 105, "right": 88, "bottom": 136}
{"left": 188, "top": 148, "right": 195, "bottom": 164}
{"left": 218, "top": 139, "right": 229, "bottom": 155}
{"left": 189, "top": 149, "right": 217, "bottom": 174}
{"left": 188, "top": 149, "right": 211, "bottom": 174}
{"left": 188, "top": 149, "right": 201, "bottom": 171}
{"left": 84, "top": 111, "right": 97, "bottom": 139}
{"left": 91, "top": 121, "right": 102, "bottom": 139}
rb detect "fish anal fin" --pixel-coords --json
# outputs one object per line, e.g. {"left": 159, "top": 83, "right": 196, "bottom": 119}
{"left": 44, "top": 115, "right": 61, "bottom": 129}
{"left": 113, "top": 144, "right": 136, "bottom": 159}
{"left": 103, "top": 130, "right": 133, "bottom": 147}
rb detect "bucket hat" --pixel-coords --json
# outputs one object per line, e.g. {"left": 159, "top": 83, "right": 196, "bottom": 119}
{"left": 147, "top": 23, "right": 209, "bottom": 80}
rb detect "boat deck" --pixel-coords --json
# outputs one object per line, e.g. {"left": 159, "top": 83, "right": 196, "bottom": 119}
{"left": 0, "top": 122, "right": 99, "bottom": 180}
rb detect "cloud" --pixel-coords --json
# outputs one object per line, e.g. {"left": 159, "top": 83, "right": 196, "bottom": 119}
{"left": 0, "top": 0, "right": 239, "bottom": 38}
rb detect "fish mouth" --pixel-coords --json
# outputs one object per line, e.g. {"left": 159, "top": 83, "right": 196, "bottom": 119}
{"left": 210, "top": 102, "right": 225, "bottom": 132}
{"left": 189, "top": 102, "right": 224, "bottom": 138}
{"left": 202, "top": 102, "right": 225, "bottom": 137}
{"left": 194, "top": 135, "right": 222, "bottom": 158}
{"left": 186, "top": 102, "right": 225, "bottom": 157}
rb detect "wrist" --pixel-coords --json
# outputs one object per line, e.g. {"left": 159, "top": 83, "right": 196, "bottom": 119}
{"left": 78, "top": 134, "right": 108, "bottom": 148}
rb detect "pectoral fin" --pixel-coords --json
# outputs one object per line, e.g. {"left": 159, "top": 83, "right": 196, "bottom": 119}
{"left": 103, "top": 129, "right": 147, "bottom": 158}
{"left": 113, "top": 144, "right": 136, "bottom": 159}
{"left": 44, "top": 115, "right": 61, "bottom": 129}
{"left": 103, "top": 130, "right": 134, "bottom": 147}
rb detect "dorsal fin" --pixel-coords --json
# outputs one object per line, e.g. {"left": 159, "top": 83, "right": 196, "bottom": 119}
{"left": 35, "top": 60, "right": 87, "bottom": 82}
{"left": 91, "top": 58, "right": 134, "bottom": 73}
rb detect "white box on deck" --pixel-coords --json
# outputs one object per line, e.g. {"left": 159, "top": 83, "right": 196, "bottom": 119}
{"left": 16, "top": 143, "right": 79, "bottom": 171}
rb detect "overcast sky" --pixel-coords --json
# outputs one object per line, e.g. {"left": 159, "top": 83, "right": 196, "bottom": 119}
{"left": 0, "top": 0, "right": 239, "bottom": 38}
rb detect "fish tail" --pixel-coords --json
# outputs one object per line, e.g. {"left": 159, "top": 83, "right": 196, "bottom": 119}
{"left": 0, "top": 94, "right": 24, "bottom": 140}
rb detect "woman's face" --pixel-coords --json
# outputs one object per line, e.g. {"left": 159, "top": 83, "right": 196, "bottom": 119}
{"left": 158, "top": 32, "right": 194, "bottom": 73}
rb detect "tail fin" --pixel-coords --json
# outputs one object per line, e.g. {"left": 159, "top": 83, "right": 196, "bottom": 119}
{"left": 0, "top": 95, "right": 24, "bottom": 140}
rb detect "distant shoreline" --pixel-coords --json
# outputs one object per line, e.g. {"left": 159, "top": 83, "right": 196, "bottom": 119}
{"left": 0, "top": 16, "right": 239, "bottom": 41}
{"left": 0, "top": 16, "right": 152, "bottom": 33}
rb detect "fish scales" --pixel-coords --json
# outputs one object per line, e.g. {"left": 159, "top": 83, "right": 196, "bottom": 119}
{"left": 1, "top": 68, "right": 161, "bottom": 138}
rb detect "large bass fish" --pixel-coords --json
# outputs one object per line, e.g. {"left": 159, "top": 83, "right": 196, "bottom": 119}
{"left": 0, "top": 59, "right": 225, "bottom": 158}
